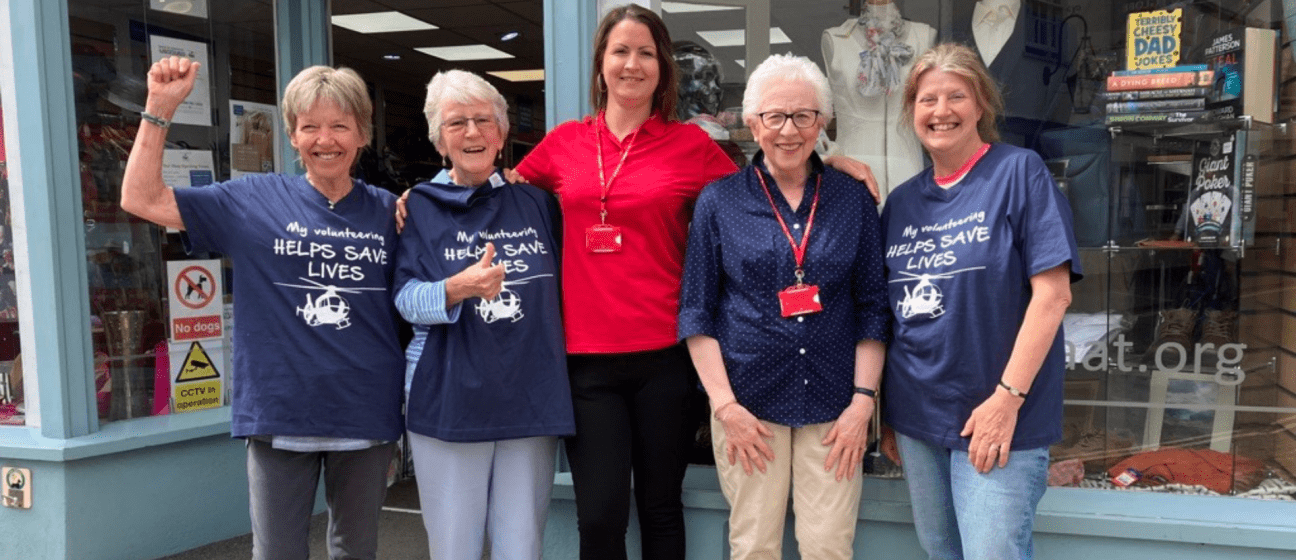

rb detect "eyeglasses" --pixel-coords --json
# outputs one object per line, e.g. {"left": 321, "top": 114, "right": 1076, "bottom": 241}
{"left": 757, "top": 110, "right": 820, "bottom": 129}
{"left": 441, "top": 116, "right": 498, "bottom": 134}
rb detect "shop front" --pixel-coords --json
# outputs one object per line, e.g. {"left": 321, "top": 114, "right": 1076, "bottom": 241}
{"left": 0, "top": 0, "right": 550, "bottom": 558}
{"left": 539, "top": 0, "right": 1296, "bottom": 558}
{"left": 2, "top": 0, "right": 1296, "bottom": 558}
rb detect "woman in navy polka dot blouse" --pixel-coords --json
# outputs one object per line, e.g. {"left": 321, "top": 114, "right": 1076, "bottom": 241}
{"left": 678, "top": 53, "right": 889, "bottom": 559}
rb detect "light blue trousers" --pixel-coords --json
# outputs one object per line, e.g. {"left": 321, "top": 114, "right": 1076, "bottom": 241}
{"left": 408, "top": 432, "right": 558, "bottom": 560}
{"left": 896, "top": 433, "right": 1049, "bottom": 560}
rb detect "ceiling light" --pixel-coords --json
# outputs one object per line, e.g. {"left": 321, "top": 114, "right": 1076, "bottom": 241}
{"left": 661, "top": 2, "right": 741, "bottom": 13}
{"left": 383, "top": 54, "right": 401, "bottom": 61}
{"left": 331, "top": 12, "right": 437, "bottom": 34}
{"left": 160, "top": 1, "right": 193, "bottom": 13}
{"left": 150, "top": 0, "right": 206, "bottom": 16}
{"left": 696, "top": 27, "right": 791, "bottom": 48}
{"left": 500, "top": 31, "right": 520, "bottom": 42}
{"left": 487, "top": 69, "right": 545, "bottom": 82}
{"left": 416, "top": 45, "right": 514, "bottom": 61}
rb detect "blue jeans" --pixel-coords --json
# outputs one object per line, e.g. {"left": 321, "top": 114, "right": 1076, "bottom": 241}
{"left": 896, "top": 433, "right": 1049, "bottom": 560}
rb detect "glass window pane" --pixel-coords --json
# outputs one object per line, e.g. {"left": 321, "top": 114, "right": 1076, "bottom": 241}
{"left": 0, "top": 93, "right": 23, "bottom": 427}
{"left": 658, "top": 1, "right": 1296, "bottom": 496}
{"left": 71, "top": 0, "right": 275, "bottom": 424}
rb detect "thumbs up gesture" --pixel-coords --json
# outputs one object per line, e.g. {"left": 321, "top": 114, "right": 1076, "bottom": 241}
{"left": 445, "top": 242, "right": 506, "bottom": 306}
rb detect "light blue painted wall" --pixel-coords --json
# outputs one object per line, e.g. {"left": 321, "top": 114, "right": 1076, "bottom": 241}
{"left": 275, "top": 0, "right": 332, "bottom": 177}
{"left": 65, "top": 436, "right": 250, "bottom": 560}
{"left": 543, "top": 0, "right": 595, "bottom": 128}
{"left": 544, "top": 467, "right": 1296, "bottom": 559}
{"left": 0, "top": 461, "right": 69, "bottom": 560}
{"left": 5, "top": 0, "right": 96, "bottom": 442}
{"left": 0, "top": 436, "right": 248, "bottom": 560}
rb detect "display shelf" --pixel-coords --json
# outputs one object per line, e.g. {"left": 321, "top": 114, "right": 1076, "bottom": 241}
{"left": 1109, "top": 116, "right": 1287, "bottom": 141}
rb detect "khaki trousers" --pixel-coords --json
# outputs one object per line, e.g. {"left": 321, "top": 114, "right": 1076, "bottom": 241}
{"left": 710, "top": 413, "right": 864, "bottom": 560}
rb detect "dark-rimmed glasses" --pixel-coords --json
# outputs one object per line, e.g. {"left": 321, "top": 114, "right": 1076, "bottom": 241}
{"left": 757, "top": 110, "right": 820, "bottom": 129}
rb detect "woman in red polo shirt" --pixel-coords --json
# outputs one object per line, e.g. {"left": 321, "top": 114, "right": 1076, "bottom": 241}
{"left": 513, "top": 6, "right": 879, "bottom": 559}
{"left": 512, "top": 7, "right": 730, "bottom": 559}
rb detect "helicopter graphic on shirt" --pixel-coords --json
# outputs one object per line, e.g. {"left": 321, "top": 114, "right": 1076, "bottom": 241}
{"left": 274, "top": 278, "right": 387, "bottom": 329}
{"left": 475, "top": 273, "right": 554, "bottom": 323}
{"left": 890, "top": 267, "right": 985, "bottom": 319}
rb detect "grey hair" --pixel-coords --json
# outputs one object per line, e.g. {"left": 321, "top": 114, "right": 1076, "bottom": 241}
{"left": 281, "top": 66, "right": 373, "bottom": 145}
{"left": 741, "top": 53, "right": 834, "bottom": 128}
{"left": 423, "top": 69, "right": 511, "bottom": 151}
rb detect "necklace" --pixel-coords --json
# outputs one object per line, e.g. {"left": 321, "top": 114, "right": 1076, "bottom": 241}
{"left": 307, "top": 176, "right": 351, "bottom": 210}
{"left": 934, "top": 143, "right": 991, "bottom": 187}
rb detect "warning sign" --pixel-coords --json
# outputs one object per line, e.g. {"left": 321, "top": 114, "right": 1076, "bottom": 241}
{"left": 171, "top": 340, "right": 224, "bottom": 413}
{"left": 174, "top": 379, "right": 222, "bottom": 413}
{"left": 168, "top": 260, "right": 224, "bottom": 342}
{"left": 175, "top": 341, "right": 220, "bottom": 382}
{"left": 175, "top": 265, "right": 216, "bottom": 309}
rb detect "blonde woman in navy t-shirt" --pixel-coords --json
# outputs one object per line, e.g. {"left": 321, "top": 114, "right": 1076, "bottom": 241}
{"left": 121, "top": 59, "right": 403, "bottom": 560}
{"left": 879, "top": 43, "right": 1082, "bottom": 560}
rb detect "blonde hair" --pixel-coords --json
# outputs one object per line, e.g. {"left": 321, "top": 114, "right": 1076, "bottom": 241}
{"left": 901, "top": 43, "right": 1003, "bottom": 144}
{"left": 281, "top": 66, "right": 373, "bottom": 145}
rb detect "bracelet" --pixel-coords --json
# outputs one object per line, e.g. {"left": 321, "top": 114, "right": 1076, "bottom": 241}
{"left": 140, "top": 111, "right": 171, "bottom": 129}
{"left": 853, "top": 386, "right": 878, "bottom": 399}
{"left": 998, "top": 380, "right": 1028, "bottom": 398}
{"left": 712, "top": 400, "right": 739, "bottom": 420}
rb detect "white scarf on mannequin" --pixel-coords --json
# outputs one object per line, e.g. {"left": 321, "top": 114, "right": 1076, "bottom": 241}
{"left": 855, "top": 2, "right": 912, "bottom": 97}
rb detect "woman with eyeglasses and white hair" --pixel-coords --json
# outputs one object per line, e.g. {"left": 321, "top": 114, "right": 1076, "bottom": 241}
{"left": 394, "top": 69, "right": 574, "bottom": 560}
{"left": 678, "top": 53, "right": 889, "bottom": 559}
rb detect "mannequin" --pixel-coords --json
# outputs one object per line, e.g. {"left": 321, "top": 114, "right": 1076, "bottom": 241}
{"left": 822, "top": 0, "right": 935, "bottom": 200}
{"left": 951, "top": 0, "right": 1063, "bottom": 150}
{"left": 971, "top": 0, "right": 1019, "bottom": 66}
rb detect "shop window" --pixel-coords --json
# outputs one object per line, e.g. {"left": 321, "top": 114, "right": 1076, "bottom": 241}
{"left": 71, "top": 0, "right": 276, "bottom": 423}
{"left": 659, "top": 0, "right": 1296, "bottom": 497}
{"left": 0, "top": 93, "right": 22, "bottom": 426}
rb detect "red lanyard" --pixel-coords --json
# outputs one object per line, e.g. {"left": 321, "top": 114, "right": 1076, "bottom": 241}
{"left": 755, "top": 169, "right": 821, "bottom": 284}
{"left": 595, "top": 112, "right": 646, "bottom": 223}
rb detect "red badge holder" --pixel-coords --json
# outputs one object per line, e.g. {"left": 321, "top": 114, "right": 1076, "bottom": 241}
{"left": 778, "top": 283, "right": 822, "bottom": 317}
{"left": 586, "top": 223, "right": 623, "bottom": 253}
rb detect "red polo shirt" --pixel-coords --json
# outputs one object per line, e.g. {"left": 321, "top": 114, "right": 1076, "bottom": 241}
{"left": 517, "top": 114, "right": 737, "bottom": 354}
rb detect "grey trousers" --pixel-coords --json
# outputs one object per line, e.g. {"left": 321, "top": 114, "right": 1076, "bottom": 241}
{"left": 246, "top": 438, "right": 395, "bottom": 560}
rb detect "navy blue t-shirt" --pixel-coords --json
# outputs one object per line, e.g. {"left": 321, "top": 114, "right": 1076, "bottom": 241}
{"left": 396, "top": 171, "right": 574, "bottom": 443}
{"left": 881, "top": 144, "right": 1082, "bottom": 451}
{"left": 175, "top": 174, "right": 405, "bottom": 441}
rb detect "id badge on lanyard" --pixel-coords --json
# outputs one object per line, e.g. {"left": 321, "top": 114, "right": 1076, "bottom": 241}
{"left": 757, "top": 171, "right": 824, "bottom": 318}
{"left": 586, "top": 114, "right": 644, "bottom": 254}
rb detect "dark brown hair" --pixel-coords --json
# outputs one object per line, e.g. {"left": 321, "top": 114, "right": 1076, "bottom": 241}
{"left": 589, "top": 4, "right": 679, "bottom": 121}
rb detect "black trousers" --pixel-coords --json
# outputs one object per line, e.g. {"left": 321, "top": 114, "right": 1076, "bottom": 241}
{"left": 565, "top": 345, "right": 698, "bottom": 560}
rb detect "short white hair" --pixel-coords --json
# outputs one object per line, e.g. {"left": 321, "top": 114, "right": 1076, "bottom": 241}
{"left": 423, "top": 69, "right": 510, "bottom": 150}
{"left": 741, "top": 54, "right": 834, "bottom": 128}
